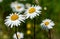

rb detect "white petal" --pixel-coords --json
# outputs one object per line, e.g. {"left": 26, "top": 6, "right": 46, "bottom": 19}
{"left": 50, "top": 22, "right": 55, "bottom": 26}
{"left": 47, "top": 25, "right": 53, "bottom": 29}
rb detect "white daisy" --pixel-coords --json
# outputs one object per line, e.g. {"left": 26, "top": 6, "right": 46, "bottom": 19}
{"left": 11, "top": 1, "right": 25, "bottom": 13}
{"left": 25, "top": 5, "right": 41, "bottom": 19}
{"left": 40, "top": 19, "right": 55, "bottom": 29}
{"left": 13, "top": 32, "right": 24, "bottom": 39}
{"left": 5, "top": 13, "right": 25, "bottom": 28}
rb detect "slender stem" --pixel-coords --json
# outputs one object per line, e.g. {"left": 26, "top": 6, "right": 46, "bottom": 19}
{"left": 48, "top": 29, "right": 52, "bottom": 39}
{"left": 34, "top": 18, "right": 35, "bottom": 39}
{"left": 16, "top": 32, "right": 18, "bottom": 39}
{"left": 15, "top": 26, "right": 18, "bottom": 39}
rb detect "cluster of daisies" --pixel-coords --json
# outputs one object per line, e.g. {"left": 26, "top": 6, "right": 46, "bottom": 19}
{"left": 4, "top": 1, "right": 55, "bottom": 39}
{"left": 5, "top": 1, "right": 42, "bottom": 28}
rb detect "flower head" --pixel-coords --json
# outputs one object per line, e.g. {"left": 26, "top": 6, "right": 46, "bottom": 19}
{"left": 13, "top": 32, "right": 24, "bottom": 39}
{"left": 11, "top": 1, "right": 25, "bottom": 13}
{"left": 25, "top": 5, "right": 41, "bottom": 19}
{"left": 40, "top": 19, "right": 55, "bottom": 29}
{"left": 5, "top": 13, "right": 25, "bottom": 28}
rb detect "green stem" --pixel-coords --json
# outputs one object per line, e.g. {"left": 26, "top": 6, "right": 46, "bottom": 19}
{"left": 48, "top": 29, "right": 52, "bottom": 39}
{"left": 34, "top": 18, "right": 36, "bottom": 39}
{"left": 15, "top": 26, "right": 18, "bottom": 39}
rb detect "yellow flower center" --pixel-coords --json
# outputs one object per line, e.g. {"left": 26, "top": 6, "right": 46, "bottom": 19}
{"left": 16, "top": 6, "right": 21, "bottom": 10}
{"left": 44, "top": 22, "right": 49, "bottom": 26}
{"left": 17, "top": 34, "right": 20, "bottom": 38}
{"left": 29, "top": 7, "right": 36, "bottom": 13}
{"left": 11, "top": 14, "right": 19, "bottom": 21}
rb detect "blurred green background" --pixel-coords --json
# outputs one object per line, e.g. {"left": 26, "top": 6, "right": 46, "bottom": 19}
{"left": 0, "top": 0, "right": 60, "bottom": 39}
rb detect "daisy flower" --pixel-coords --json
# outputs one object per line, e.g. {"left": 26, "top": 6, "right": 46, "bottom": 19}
{"left": 13, "top": 32, "right": 24, "bottom": 39}
{"left": 25, "top": 5, "right": 41, "bottom": 19}
{"left": 11, "top": 1, "right": 25, "bottom": 13}
{"left": 5, "top": 13, "right": 25, "bottom": 28}
{"left": 40, "top": 19, "right": 55, "bottom": 29}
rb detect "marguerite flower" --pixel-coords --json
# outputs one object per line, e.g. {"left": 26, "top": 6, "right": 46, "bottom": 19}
{"left": 25, "top": 5, "right": 41, "bottom": 19}
{"left": 11, "top": 1, "right": 25, "bottom": 13}
{"left": 5, "top": 13, "right": 25, "bottom": 28}
{"left": 40, "top": 19, "right": 55, "bottom": 29}
{"left": 13, "top": 32, "right": 24, "bottom": 39}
